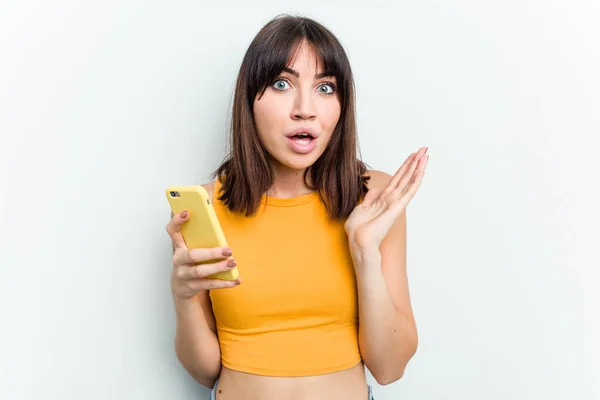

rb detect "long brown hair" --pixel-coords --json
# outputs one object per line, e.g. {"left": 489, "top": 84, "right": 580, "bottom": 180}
{"left": 212, "top": 14, "right": 369, "bottom": 220}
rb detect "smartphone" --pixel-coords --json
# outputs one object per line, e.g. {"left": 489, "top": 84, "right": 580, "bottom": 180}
{"left": 166, "top": 185, "right": 239, "bottom": 281}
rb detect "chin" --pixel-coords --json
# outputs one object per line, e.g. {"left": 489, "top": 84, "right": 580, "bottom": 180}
{"left": 281, "top": 159, "right": 315, "bottom": 171}
{"left": 276, "top": 153, "right": 321, "bottom": 171}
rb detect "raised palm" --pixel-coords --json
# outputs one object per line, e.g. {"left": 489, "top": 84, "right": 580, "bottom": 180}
{"left": 345, "top": 147, "right": 429, "bottom": 253}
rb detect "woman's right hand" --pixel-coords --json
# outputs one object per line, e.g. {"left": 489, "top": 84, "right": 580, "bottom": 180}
{"left": 166, "top": 210, "right": 241, "bottom": 300}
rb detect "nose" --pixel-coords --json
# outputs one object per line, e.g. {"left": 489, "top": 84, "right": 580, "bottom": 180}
{"left": 291, "top": 90, "right": 317, "bottom": 121}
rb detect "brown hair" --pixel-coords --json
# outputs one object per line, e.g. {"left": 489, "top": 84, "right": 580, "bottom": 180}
{"left": 212, "top": 14, "right": 369, "bottom": 220}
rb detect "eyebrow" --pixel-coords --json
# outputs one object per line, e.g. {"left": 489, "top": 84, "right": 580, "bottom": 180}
{"left": 282, "top": 67, "right": 334, "bottom": 79}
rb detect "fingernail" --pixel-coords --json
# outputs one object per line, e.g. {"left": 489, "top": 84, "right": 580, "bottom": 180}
{"left": 180, "top": 211, "right": 188, "bottom": 219}
{"left": 235, "top": 279, "right": 241, "bottom": 285}
{"left": 222, "top": 248, "right": 232, "bottom": 257}
{"left": 227, "top": 260, "right": 236, "bottom": 268}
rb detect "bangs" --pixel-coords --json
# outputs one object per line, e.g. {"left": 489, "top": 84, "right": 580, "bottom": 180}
{"left": 215, "top": 15, "right": 367, "bottom": 220}
{"left": 245, "top": 17, "right": 350, "bottom": 104}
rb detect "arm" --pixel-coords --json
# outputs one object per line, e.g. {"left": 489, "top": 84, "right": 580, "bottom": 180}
{"left": 345, "top": 153, "right": 428, "bottom": 384}
{"left": 170, "top": 182, "right": 223, "bottom": 388}
{"left": 354, "top": 202, "right": 417, "bottom": 385}
{"left": 173, "top": 292, "right": 221, "bottom": 388}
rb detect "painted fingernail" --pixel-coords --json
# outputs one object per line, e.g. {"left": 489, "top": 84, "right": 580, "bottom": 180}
{"left": 222, "top": 248, "right": 232, "bottom": 257}
{"left": 180, "top": 211, "right": 188, "bottom": 219}
{"left": 227, "top": 260, "right": 236, "bottom": 268}
{"left": 235, "top": 279, "right": 241, "bottom": 285}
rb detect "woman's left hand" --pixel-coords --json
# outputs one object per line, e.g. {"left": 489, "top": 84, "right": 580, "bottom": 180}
{"left": 345, "top": 147, "right": 429, "bottom": 256}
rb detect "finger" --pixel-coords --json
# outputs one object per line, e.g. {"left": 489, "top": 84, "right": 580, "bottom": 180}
{"left": 388, "top": 155, "right": 428, "bottom": 208}
{"left": 190, "top": 278, "right": 241, "bottom": 291}
{"left": 402, "top": 153, "right": 429, "bottom": 194}
{"left": 404, "top": 165, "right": 426, "bottom": 199}
{"left": 413, "top": 154, "right": 429, "bottom": 181}
{"left": 361, "top": 186, "right": 381, "bottom": 207}
{"left": 176, "top": 259, "right": 237, "bottom": 280}
{"left": 396, "top": 147, "right": 428, "bottom": 193}
{"left": 382, "top": 153, "right": 416, "bottom": 196}
{"left": 189, "top": 247, "right": 232, "bottom": 264}
{"left": 174, "top": 246, "right": 232, "bottom": 266}
{"left": 166, "top": 211, "right": 190, "bottom": 249}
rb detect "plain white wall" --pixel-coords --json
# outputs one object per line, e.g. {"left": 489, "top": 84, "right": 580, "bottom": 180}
{"left": 1, "top": 1, "right": 598, "bottom": 399}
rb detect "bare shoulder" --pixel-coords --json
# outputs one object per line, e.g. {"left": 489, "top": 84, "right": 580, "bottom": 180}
{"left": 364, "top": 169, "right": 393, "bottom": 190}
{"left": 201, "top": 181, "right": 216, "bottom": 203}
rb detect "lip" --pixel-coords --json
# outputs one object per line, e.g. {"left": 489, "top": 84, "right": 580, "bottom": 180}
{"left": 285, "top": 127, "right": 318, "bottom": 139}
{"left": 286, "top": 127, "right": 318, "bottom": 154}
{"left": 287, "top": 136, "right": 317, "bottom": 154}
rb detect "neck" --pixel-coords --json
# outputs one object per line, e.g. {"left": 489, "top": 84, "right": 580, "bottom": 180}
{"left": 268, "top": 162, "right": 314, "bottom": 198}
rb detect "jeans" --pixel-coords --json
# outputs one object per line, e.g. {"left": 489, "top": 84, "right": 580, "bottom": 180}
{"left": 209, "top": 378, "right": 374, "bottom": 399}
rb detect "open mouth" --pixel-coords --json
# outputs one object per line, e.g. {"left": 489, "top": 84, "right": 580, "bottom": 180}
{"left": 286, "top": 130, "right": 317, "bottom": 154}
{"left": 289, "top": 132, "right": 314, "bottom": 145}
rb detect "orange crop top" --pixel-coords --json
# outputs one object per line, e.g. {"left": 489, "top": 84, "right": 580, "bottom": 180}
{"left": 209, "top": 179, "right": 361, "bottom": 376}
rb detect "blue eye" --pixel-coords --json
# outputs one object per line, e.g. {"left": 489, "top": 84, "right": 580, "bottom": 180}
{"left": 318, "top": 83, "right": 335, "bottom": 94}
{"left": 272, "top": 80, "right": 290, "bottom": 91}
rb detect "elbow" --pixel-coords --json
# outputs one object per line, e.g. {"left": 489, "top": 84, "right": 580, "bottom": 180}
{"left": 372, "top": 366, "right": 405, "bottom": 386}
{"left": 197, "top": 377, "right": 219, "bottom": 390}
{"left": 174, "top": 341, "right": 221, "bottom": 389}
{"left": 175, "top": 349, "right": 219, "bottom": 389}
{"left": 367, "top": 358, "right": 407, "bottom": 386}
{"left": 371, "top": 338, "right": 418, "bottom": 386}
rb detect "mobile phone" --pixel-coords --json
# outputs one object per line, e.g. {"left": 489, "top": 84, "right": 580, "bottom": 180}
{"left": 166, "top": 185, "right": 239, "bottom": 281}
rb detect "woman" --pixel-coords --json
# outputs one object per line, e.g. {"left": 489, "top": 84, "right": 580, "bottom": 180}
{"left": 166, "top": 14, "right": 428, "bottom": 400}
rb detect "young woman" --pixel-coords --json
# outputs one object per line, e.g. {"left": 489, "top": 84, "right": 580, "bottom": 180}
{"left": 166, "top": 14, "right": 428, "bottom": 400}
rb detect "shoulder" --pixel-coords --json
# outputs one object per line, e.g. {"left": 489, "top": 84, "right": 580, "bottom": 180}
{"left": 364, "top": 169, "right": 393, "bottom": 191}
{"left": 201, "top": 181, "right": 216, "bottom": 202}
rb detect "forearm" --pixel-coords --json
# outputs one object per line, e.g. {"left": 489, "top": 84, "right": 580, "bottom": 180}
{"left": 353, "top": 252, "right": 418, "bottom": 385}
{"left": 173, "top": 296, "right": 222, "bottom": 388}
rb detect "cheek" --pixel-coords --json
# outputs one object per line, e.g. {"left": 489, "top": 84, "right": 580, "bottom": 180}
{"left": 321, "top": 101, "right": 341, "bottom": 132}
{"left": 254, "top": 97, "right": 286, "bottom": 134}
{"left": 253, "top": 102, "right": 268, "bottom": 130}
{"left": 253, "top": 103, "right": 272, "bottom": 145}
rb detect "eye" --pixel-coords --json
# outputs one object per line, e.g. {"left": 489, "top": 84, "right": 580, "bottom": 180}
{"left": 272, "top": 79, "right": 291, "bottom": 91}
{"left": 317, "top": 83, "right": 336, "bottom": 94}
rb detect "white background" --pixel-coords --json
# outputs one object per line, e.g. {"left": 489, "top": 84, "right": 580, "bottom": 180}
{"left": 1, "top": 1, "right": 598, "bottom": 399}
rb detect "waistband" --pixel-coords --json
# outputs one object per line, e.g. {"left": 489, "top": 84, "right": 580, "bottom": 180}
{"left": 209, "top": 378, "right": 374, "bottom": 399}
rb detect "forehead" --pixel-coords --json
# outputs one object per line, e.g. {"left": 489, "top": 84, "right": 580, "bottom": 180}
{"left": 286, "top": 41, "right": 325, "bottom": 73}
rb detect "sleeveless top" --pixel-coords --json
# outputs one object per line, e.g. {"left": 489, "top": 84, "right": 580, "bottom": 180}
{"left": 208, "top": 179, "right": 361, "bottom": 376}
